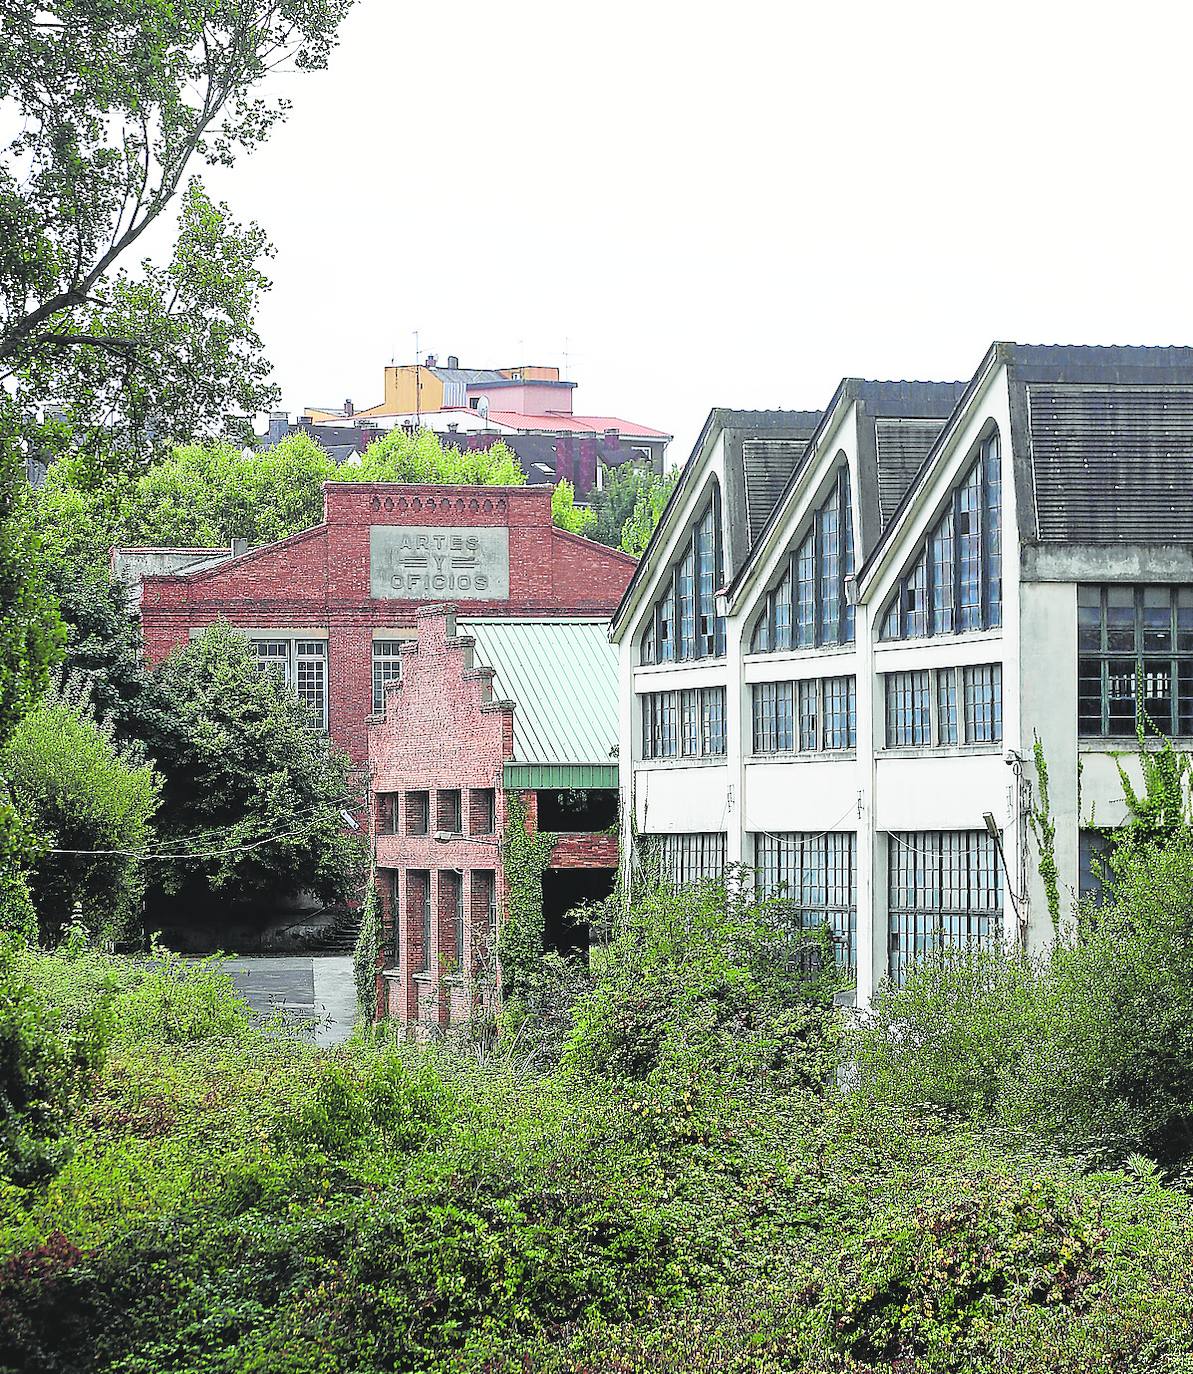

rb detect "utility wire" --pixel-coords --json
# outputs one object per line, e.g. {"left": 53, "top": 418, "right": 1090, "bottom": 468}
{"left": 47, "top": 824, "right": 326, "bottom": 861}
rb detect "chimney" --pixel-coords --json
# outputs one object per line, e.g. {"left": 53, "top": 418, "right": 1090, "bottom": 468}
{"left": 425, "top": 354, "right": 437, "bottom": 367}
{"left": 447, "top": 354, "right": 459, "bottom": 369}
{"left": 231, "top": 538, "right": 249, "bottom": 557}
{"left": 344, "top": 398, "right": 354, "bottom": 417}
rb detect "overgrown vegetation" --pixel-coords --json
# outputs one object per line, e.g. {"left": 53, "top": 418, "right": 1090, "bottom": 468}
{"left": 8, "top": 837, "right": 1193, "bottom": 1371}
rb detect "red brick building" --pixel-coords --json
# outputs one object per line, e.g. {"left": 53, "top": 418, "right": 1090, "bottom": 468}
{"left": 117, "top": 483, "right": 637, "bottom": 765}
{"left": 369, "top": 605, "right": 620, "bottom": 1028}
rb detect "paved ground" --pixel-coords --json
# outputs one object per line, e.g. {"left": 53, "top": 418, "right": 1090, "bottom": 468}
{"left": 217, "top": 955, "right": 357, "bottom": 1047}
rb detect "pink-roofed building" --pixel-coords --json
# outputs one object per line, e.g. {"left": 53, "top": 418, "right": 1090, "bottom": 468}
{"left": 268, "top": 356, "right": 672, "bottom": 498}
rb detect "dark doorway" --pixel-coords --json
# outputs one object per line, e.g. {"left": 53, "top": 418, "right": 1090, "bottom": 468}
{"left": 541, "top": 866, "right": 616, "bottom": 958}
{"left": 535, "top": 788, "right": 618, "bottom": 832}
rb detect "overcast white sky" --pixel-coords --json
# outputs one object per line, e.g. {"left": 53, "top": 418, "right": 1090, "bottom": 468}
{"left": 194, "top": 0, "right": 1193, "bottom": 464}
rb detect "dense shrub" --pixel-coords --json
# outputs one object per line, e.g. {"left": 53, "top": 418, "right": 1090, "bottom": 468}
{"left": 3, "top": 688, "right": 160, "bottom": 944}
{"left": 0, "top": 941, "right": 109, "bottom": 1185}
{"left": 852, "top": 834, "right": 1193, "bottom": 1164}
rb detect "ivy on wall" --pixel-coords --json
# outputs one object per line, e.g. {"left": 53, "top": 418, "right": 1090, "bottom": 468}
{"left": 1028, "top": 732, "right": 1061, "bottom": 933}
{"left": 352, "top": 857, "right": 381, "bottom": 1024}
{"left": 497, "top": 792, "right": 555, "bottom": 1036}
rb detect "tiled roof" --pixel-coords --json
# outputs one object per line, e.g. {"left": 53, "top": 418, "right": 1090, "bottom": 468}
{"left": 874, "top": 418, "right": 952, "bottom": 525}
{"left": 742, "top": 425, "right": 820, "bottom": 543}
{"left": 1029, "top": 383, "right": 1193, "bottom": 541}
{"left": 459, "top": 618, "right": 619, "bottom": 766}
{"left": 484, "top": 411, "right": 672, "bottom": 439}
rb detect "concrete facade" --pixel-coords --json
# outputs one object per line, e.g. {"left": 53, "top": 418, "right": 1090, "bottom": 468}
{"left": 612, "top": 344, "right": 1193, "bottom": 1005}
{"left": 124, "top": 483, "right": 637, "bottom": 765}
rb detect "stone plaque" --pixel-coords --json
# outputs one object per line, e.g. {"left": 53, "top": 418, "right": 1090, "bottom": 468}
{"left": 369, "top": 525, "right": 510, "bottom": 600}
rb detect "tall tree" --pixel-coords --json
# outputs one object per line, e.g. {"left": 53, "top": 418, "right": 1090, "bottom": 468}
{"left": 19, "top": 181, "right": 281, "bottom": 465}
{"left": 0, "top": 0, "right": 351, "bottom": 376}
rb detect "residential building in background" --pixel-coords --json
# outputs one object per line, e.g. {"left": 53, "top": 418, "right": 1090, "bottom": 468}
{"left": 113, "top": 483, "right": 637, "bottom": 766}
{"left": 369, "top": 606, "right": 619, "bottom": 1028}
{"left": 612, "top": 343, "right": 1193, "bottom": 1004}
{"left": 265, "top": 356, "right": 671, "bottom": 497}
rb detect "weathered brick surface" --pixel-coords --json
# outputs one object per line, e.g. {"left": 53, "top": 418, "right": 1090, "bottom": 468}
{"left": 370, "top": 605, "right": 616, "bottom": 1030}
{"left": 136, "top": 483, "right": 635, "bottom": 764}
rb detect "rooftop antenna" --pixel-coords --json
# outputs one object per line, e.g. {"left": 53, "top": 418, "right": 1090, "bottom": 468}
{"left": 563, "top": 336, "right": 569, "bottom": 381}
{"left": 414, "top": 328, "right": 421, "bottom": 427}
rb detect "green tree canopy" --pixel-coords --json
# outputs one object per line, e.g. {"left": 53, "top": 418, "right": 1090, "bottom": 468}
{"left": 0, "top": 0, "right": 351, "bottom": 377}
{"left": 3, "top": 685, "right": 161, "bottom": 945}
{"left": 19, "top": 182, "right": 281, "bottom": 468}
{"left": 142, "top": 625, "right": 363, "bottom": 919}
{"left": 598, "top": 463, "right": 679, "bottom": 556}
{"left": 550, "top": 479, "right": 597, "bottom": 536}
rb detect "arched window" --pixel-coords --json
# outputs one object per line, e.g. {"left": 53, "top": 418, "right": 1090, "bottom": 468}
{"left": 881, "top": 431, "right": 1001, "bottom": 641}
{"left": 751, "top": 466, "right": 855, "bottom": 653}
{"left": 640, "top": 484, "right": 725, "bottom": 664}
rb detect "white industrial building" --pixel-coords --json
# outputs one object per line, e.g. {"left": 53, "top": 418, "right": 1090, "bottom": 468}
{"left": 610, "top": 344, "right": 1193, "bottom": 1004}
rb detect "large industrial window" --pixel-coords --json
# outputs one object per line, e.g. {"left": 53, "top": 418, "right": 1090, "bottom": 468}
{"left": 642, "top": 687, "right": 726, "bottom": 759}
{"left": 372, "top": 640, "right": 404, "bottom": 714}
{"left": 640, "top": 485, "right": 726, "bottom": 664}
{"left": 645, "top": 832, "right": 727, "bottom": 885}
{"left": 252, "top": 637, "right": 328, "bottom": 730}
{"left": 754, "top": 831, "right": 857, "bottom": 970}
{"left": 881, "top": 432, "right": 1001, "bottom": 641}
{"left": 753, "top": 676, "right": 855, "bottom": 754}
{"left": 751, "top": 466, "right": 856, "bottom": 653}
{"left": 884, "top": 665, "right": 1001, "bottom": 748}
{"left": 887, "top": 830, "right": 1002, "bottom": 985}
{"left": 1078, "top": 585, "right": 1193, "bottom": 737}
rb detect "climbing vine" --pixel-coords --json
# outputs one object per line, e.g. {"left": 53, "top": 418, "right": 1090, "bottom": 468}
{"left": 352, "top": 859, "right": 382, "bottom": 1024}
{"left": 496, "top": 793, "right": 555, "bottom": 1035}
{"left": 1113, "top": 700, "right": 1192, "bottom": 848}
{"left": 1027, "top": 732, "right": 1061, "bottom": 932}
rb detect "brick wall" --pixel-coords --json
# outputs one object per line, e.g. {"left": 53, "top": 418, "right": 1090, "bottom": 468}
{"left": 134, "top": 483, "right": 636, "bottom": 764}
{"left": 370, "top": 606, "right": 618, "bottom": 1032}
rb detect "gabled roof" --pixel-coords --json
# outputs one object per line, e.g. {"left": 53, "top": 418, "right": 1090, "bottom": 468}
{"left": 725, "top": 379, "right": 965, "bottom": 606}
{"left": 608, "top": 407, "right": 822, "bottom": 640}
{"left": 459, "top": 618, "right": 619, "bottom": 766}
{"left": 858, "top": 342, "right": 1193, "bottom": 589}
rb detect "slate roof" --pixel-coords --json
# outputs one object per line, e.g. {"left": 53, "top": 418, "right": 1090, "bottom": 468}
{"left": 742, "top": 425, "right": 821, "bottom": 542}
{"left": 1028, "top": 382, "right": 1193, "bottom": 542}
{"left": 875, "top": 418, "right": 954, "bottom": 525}
{"left": 459, "top": 618, "right": 619, "bottom": 766}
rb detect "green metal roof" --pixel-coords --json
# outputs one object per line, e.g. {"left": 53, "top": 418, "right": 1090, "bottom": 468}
{"left": 459, "top": 618, "right": 620, "bottom": 771}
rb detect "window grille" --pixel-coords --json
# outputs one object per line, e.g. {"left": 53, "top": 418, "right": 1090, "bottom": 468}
{"left": 295, "top": 640, "right": 326, "bottom": 730}
{"left": 751, "top": 467, "right": 855, "bottom": 653}
{"left": 252, "top": 637, "right": 327, "bottom": 729}
{"left": 646, "top": 832, "right": 727, "bottom": 885}
{"left": 881, "top": 432, "right": 1002, "bottom": 641}
{"left": 640, "top": 485, "right": 725, "bottom": 664}
{"left": 885, "top": 666, "right": 1001, "bottom": 748}
{"left": 1078, "top": 585, "right": 1193, "bottom": 737}
{"left": 755, "top": 831, "right": 857, "bottom": 970}
{"left": 752, "top": 676, "right": 856, "bottom": 754}
{"left": 642, "top": 687, "right": 725, "bottom": 759}
{"left": 372, "top": 640, "right": 404, "bottom": 714}
{"left": 887, "top": 830, "right": 1002, "bottom": 985}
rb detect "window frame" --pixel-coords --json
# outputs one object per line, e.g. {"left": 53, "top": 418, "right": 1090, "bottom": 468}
{"left": 642, "top": 686, "right": 727, "bottom": 761}
{"left": 640, "top": 485, "right": 726, "bottom": 665}
{"left": 880, "top": 432, "right": 1002, "bottom": 643}
{"left": 751, "top": 466, "right": 856, "bottom": 654}
{"left": 754, "top": 830, "right": 858, "bottom": 971}
{"left": 372, "top": 640, "right": 404, "bottom": 715}
{"left": 883, "top": 664, "right": 1002, "bottom": 749}
{"left": 1078, "top": 584, "right": 1193, "bottom": 738}
{"left": 751, "top": 675, "right": 856, "bottom": 755}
